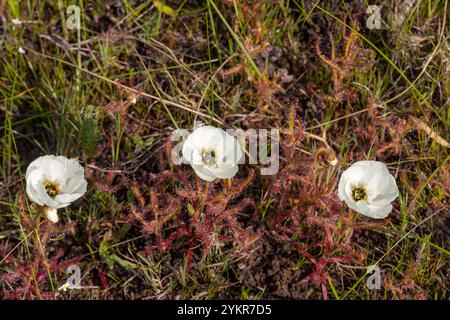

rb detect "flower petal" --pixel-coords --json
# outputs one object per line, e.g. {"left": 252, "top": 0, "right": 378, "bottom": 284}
{"left": 47, "top": 157, "right": 69, "bottom": 185}
{"left": 212, "top": 164, "right": 239, "bottom": 179}
{"left": 348, "top": 201, "right": 383, "bottom": 218}
{"left": 338, "top": 160, "right": 398, "bottom": 219}
{"left": 337, "top": 172, "right": 349, "bottom": 202}
{"left": 44, "top": 207, "right": 59, "bottom": 223}
{"left": 55, "top": 180, "right": 86, "bottom": 206}
{"left": 26, "top": 155, "right": 54, "bottom": 179}
{"left": 26, "top": 169, "right": 45, "bottom": 205}
{"left": 216, "top": 133, "right": 243, "bottom": 166}
{"left": 182, "top": 126, "right": 243, "bottom": 181}
{"left": 366, "top": 203, "right": 393, "bottom": 219}
{"left": 367, "top": 174, "right": 399, "bottom": 205}
{"left": 191, "top": 164, "right": 216, "bottom": 181}
{"left": 72, "top": 179, "right": 87, "bottom": 195}
{"left": 35, "top": 183, "right": 65, "bottom": 209}
{"left": 190, "top": 126, "right": 225, "bottom": 149}
{"left": 63, "top": 166, "right": 86, "bottom": 194}
{"left": 55, "top": 192, "right": 84, "bottom": 205}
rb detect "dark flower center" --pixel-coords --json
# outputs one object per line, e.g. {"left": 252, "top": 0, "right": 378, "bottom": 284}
{"left": 201, "top": 149, "right": 217, "bottom": 166}
{"left": 44, "top": 180, "right": 60, "bottom": 198}
{"left": 352, "top": 186, "right": 367, "bottom": 202}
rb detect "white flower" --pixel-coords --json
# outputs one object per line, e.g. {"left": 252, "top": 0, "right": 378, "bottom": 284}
{"left": 18, "top": 47, "right": 26, "bottom": 54}
{"left": 43, "top": 207, "right": 59, "bottom": 223}
{"left": 26, "top": 155, "right": 87, "bottom": 223}
{"left": 12, "top": 18, "right": 22, "bottom": 25}
{"left": 338, "top": 160, "right": 399, "bottom": 219}
{"left": 182, "top": 126, "right": 243, "bottom": 181}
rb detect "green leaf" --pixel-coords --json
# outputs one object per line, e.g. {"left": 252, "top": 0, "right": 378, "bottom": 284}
{"left": 208, "top": 0, "right": 263, "bottom": 79}
{"left": 80, "top": 106, "right": 99, "bottom": 159}
{"left": 111, "top": 254, "right": 138, "bottom": 270}
{"left": 132, "top": 135, "right": 154, "bottom": 149}
{"left": 8, "top": 0, "right": 20, "bottom": 18}
{"left": 116, "top": 223, "right": 131, "bottom": 240}
{"left": 153, "top": 1, "right": 176, "bottom": 17}
{"left": 99, "top": 242, "right": 109, "bottom": 257}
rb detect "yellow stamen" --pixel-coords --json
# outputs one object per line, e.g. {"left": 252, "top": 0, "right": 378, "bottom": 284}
{"left": 352, "top": 186, "right": 367, "bottom": 202}
{"left": 43, "top": 180, "right": 60, "bottom": 198}
{"left": 201, "top": 149, "right": 217, "bottom": 166}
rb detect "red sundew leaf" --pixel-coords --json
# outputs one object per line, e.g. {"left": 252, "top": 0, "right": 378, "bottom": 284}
{"left": 98, "top": 265, "right": 108, "bottom": 290}
{"left": 53, "top": 257, "right": 83, "bottom": 273}
{"left": 185, "top": 247, "right": 193, "bottom": 275}
{"left": 131, "top": 181, "right": 146, "bottom": 207}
